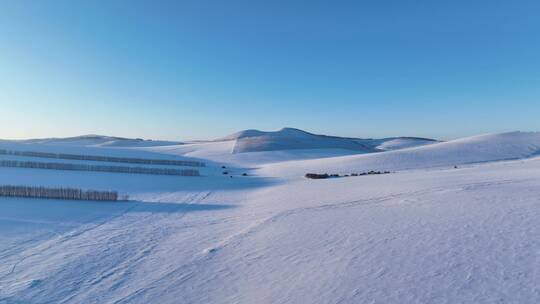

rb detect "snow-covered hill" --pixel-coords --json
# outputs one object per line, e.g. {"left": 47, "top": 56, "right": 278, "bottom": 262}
{"left": 21, "top": 135, "right": 182, "bottom": 148}
{"left": 9, "top": 129, "right": 439, "bottom": 168}
{"left": 260, "top": 131, "right": 540, "bottom": 176}
{"left": 137, "top": 128, "right": 437, "bottom": 166}
{"left": 222, "top": 128, "right": 376, "bottom": 153}
{"left": 216, "top": 127, "right": 439, "bottom": 154}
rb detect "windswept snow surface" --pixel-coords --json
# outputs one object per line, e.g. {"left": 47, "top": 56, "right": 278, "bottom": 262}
{"left": 146, "top": 140, "right": 366, "bottom": 167}
{"left": 1, "top": 131, "right": 540, "bottom": 303}
{"left": 260, "top": 131, "right": 540, "bottom": 177}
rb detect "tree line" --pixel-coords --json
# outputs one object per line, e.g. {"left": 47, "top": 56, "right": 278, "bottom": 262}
{"left": 0, "top": 149, "right": 205, "bottom": 167}
{"left": 0, "top": 185, "right": 119, "bottom": 201}
{"left": 0, "top": 160, "right": 200, "bottom": 176}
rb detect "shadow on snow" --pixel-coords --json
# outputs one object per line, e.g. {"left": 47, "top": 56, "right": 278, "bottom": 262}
{"left": 0, "top": 197, "right": 236, "bottom": 227}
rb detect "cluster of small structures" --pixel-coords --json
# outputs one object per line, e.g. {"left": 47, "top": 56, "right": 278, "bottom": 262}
{"left": 305, "top": 170, "right": 392, "bottom": 179}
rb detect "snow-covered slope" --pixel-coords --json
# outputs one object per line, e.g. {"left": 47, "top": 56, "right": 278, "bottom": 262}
{"left": 374, "top": 137, "right": 438, "bottom": 151}
{"left": 137, "top": 128, "right": 378, "bottom": 167}
{"left": 3, "top": 152, "right": 540, "bottom": 303}
{"left": 3, "top": 130, "right": 540, "bottom": 304}
{"left": 260, "top": 132, "right": 540, "bottom": 176}
{"left": 11, "top": 130, "right": 439, "bottom": 167}
{"left": 146, "top": 141, "right": 367, "bottom": 167}
{"left": 221, "top": 128, "right": 376, "bottom": 153}
{"left": 218, "top": 128, "right": 438, "bottom": 154}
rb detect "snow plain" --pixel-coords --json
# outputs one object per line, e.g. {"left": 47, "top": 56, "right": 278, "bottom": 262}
{"left": 1, "top": 130, "right": 540, "bottom": 303}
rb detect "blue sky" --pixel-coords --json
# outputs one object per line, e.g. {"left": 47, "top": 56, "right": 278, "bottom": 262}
{"left": 0, "top": 0, "right": 539, "bottom": 140}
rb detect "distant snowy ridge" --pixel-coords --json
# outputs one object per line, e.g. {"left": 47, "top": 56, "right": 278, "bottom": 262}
{"left": 20, "top": 135, "right": 182, "bottom": 148}
{"left": 7, "top": 129, "right": 438, "bottom": 157}
{"left": 260, "top": 131, "right": 540, "bottom": 176}
{"left": 228, "top": 128, "right": 375, "bottom": 153}
{"left": 217, "top": 128, "right": 437, "bottom": 154}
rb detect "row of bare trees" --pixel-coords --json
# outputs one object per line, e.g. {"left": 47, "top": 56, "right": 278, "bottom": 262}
{"left": 0, "top": 149, "right": 205, "bottom": 167}
{"left": 0, "top": 185, "right": 119, "bottom": 201}
{"left": 0, "top": 160, "right": 200, "bottom": 176}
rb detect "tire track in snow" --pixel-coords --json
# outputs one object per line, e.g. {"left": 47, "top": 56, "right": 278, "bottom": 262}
{"left": 114, "top": 190, "right": 438, "bottom": 303}
{"left": 0, "top": 201, "right": 142, "bottom": 282}
{"left": 201, "top": 179, "right": 525, "bottom": 255}
{"left": 58, "top": 191, "right": 212, "bottom": 304}
{"left": 1, "top": 191, "right": 213, "bottom": 303}
{"left": 110, "top": 191, "right": 217, "bottom": 304}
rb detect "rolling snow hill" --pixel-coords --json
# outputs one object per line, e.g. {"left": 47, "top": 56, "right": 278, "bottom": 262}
{"left": 137, "top": 128, "right": 439, "bottom": 167}
{"left": 260, "top": 131, "right": 540, "bottom": 176}
{"left": 21, "top": 135, "right": 182, "bottom": 148}
{"left": 217, "top": 127, "right": 438, "bottom": 154}
{"left": 8, "top": 129, "right": 439, "bottom": 168}
{"left": 222, "top": 128, "right": 376, "bottom": 153}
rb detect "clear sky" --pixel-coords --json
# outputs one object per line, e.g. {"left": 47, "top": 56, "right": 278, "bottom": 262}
{"left": 0, "top": 0, "right": 539, "bottom": 141}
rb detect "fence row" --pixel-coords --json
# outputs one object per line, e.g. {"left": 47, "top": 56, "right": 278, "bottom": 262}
{"left": 0, "top": 185, "right": 119, "bottom": 201}
{"left": 0, "top": 160, "right": 200, "bottom": 176}
{"left": 0, "top": 149, "right": 205, "bottom": 167}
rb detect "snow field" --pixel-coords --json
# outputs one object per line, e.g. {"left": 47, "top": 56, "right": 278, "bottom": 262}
{"left": 2, "top": 131, "right": 540, "bottom": 303}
